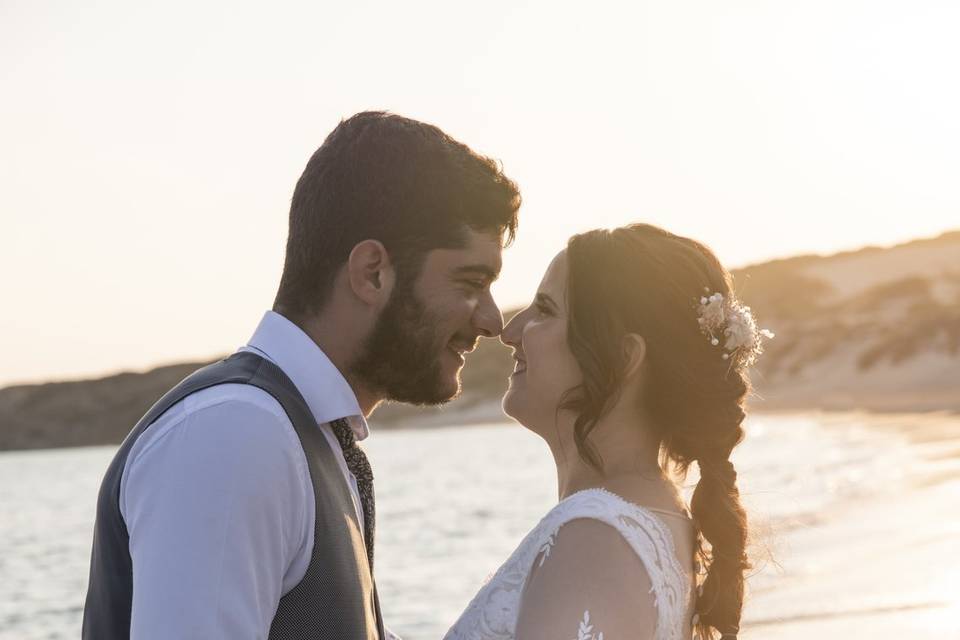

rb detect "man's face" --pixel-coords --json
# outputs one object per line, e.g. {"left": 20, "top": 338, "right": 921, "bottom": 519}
{"left": 351, "top": 229, "right": 505, "bottom": 405}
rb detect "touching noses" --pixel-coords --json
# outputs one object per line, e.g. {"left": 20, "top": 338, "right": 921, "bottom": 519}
{"left": 473, "top": 290, "right": 505, "bottom": 338}
{"left": 500, "top": 307, "right": 526, "bottom": 351}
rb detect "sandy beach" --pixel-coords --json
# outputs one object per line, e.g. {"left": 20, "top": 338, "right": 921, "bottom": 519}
{"left": 739, "top": 411, "right": 960, "bottom": 639}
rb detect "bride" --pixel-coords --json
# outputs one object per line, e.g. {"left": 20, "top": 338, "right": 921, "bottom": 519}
{"left": 445, "top": 224, "right": 771, "bottom": 640}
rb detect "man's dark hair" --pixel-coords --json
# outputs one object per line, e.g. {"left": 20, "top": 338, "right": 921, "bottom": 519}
{"left": 273, "top": 111, "right": 521, "bottom": 320}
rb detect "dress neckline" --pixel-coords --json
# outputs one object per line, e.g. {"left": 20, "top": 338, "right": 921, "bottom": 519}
{"left": 561, "top": 486, "right": 694, "bottom": 522}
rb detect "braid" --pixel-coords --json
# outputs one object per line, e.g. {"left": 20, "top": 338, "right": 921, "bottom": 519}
{"left": 563, "top": 224, "right": 759, "bottom": 639}
{"left": 674, "top": 372, "right": 750, "bottom": 640}
{"left": 692, "top": 448, "right": 749, "bottom": 637}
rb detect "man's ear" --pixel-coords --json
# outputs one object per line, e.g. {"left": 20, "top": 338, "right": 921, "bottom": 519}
{"left": 621, "top": 333, "right": 647, "bottom": 380}
{"left": 347, "top": 240, "right": 395, "bottom": 306}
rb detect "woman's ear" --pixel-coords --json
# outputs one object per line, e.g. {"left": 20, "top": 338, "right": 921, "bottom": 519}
{"left": 621, "top": 333, "right": 647, "bottom": 380}
{"left": 347, "top": 239, "right": 395, "bottom": 307}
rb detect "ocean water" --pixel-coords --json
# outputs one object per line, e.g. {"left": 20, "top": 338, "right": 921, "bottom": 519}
{"left": 1, "top": 415, "right": 957, "bottom": 639}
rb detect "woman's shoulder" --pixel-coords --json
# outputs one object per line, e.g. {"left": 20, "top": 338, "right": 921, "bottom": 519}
{"left": 519, "top": 490, "right": 694, "bottom": 639}
{"left": 518, "top": 517, "right": 659, "bottom": 639}
{"left": 536, "top": 488, "right": 693, "bottom": 596}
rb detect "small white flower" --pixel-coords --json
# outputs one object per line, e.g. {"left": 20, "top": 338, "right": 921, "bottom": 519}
{"left": 698, "top": 294, "right": 726, "bottom": 330}
{"left": 697, "top": 290, "right": 774, "bottom": 367}
{"left": 724, "top": 311, "right": 756, "bottom": 351}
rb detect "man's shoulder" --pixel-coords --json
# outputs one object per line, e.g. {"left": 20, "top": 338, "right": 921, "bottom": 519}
{"left": 118, "top": 382, "right": 315, "bottom": 549}
{"left": 179, "top": 382, "right": 289, "bottom": 422}
{"left": 128, "top": 383, "right": 297, "bottom": 465}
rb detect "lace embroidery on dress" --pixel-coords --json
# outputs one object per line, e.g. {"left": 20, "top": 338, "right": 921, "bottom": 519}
{"left": 443, "top": 488, "right": 691, "bottom": 640}
{"left": 576, "top": 611, "right": 604, "bottom": 640}
{"left": 537, "top": 531, "right": 557, "bottom": 567}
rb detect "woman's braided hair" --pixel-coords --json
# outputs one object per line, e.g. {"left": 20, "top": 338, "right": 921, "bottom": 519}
{"left": 562, "top": 223, "right": 752, "bottom": 639}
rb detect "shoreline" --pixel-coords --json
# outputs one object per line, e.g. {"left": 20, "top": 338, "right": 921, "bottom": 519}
{"left": 735, "top": 409, "right": 960, "bottom": 639}
{"left": 750, "top": 407, "right": 960, "bottom": 446}
{"left": 377, "top": 402, "right": 960, "bottom": 433}
{"left": 3, "top": 405, "right": 960, "bottom": 454}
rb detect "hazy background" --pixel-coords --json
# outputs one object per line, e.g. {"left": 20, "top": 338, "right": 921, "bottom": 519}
{"left": 2, "top": 0, "right": 959, "bottom": 387}
{"left": 3, "top": 4, "right": 960, "bottom": 638}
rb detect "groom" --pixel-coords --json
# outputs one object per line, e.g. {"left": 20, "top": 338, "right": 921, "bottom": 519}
{"left": 82, "top": 111, "right": 521, "bottom": 639}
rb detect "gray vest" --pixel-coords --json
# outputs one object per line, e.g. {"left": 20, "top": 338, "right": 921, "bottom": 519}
{"left": 82, "top": 351, "right": 384, "bottom": 639}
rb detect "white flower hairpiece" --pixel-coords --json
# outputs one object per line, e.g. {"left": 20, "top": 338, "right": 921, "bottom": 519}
{"left": 697, "top": 288, "right": 774, "bottom": 367}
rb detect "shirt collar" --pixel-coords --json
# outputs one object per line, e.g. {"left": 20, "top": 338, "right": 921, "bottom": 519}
{"left": 243, "top": 311, "right": 369, "bottom": 441}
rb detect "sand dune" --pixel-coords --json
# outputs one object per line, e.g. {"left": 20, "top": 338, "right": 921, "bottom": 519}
{"left": 740, "top": 231, "right": 960, "bottom": 413}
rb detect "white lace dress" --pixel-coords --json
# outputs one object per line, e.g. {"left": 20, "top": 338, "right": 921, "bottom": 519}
{"left": 444, "top": 488, "right": 693, "bottom": 640}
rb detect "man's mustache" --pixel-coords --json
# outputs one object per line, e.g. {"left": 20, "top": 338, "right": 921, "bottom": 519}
{"left": 449, "top": 335, "right": 481, "bottom": 354}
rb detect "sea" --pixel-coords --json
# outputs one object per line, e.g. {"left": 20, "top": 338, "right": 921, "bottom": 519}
{"left": 1, "top": 414, "right": 958, "bottom": 640}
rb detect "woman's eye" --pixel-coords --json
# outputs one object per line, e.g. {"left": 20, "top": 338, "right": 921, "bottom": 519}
{"left": 535, "top": 303, "right": 551, "bottom": 316}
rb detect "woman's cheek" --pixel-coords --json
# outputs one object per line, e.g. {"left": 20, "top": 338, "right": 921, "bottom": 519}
{"left": 548, "top": 333, "right": 581, "bottom": 394}
{"left": 530, "top": 328, "right": 564, "bottom": 398}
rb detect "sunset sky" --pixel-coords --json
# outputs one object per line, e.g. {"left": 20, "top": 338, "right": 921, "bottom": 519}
{"left": 2, "top": 0, "right": 958, "bottom": 386}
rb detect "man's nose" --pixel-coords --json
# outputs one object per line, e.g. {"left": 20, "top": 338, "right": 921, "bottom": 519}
{"left": 474, "top": 292, "right": 504, "bottom": 338}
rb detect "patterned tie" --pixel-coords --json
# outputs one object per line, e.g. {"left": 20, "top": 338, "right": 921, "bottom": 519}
{"left": 329, "top": 418, "right": 376, "bottom": 571}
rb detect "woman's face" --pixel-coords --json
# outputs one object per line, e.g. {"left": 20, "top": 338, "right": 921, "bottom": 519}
{"left": 501, "top": 250, "right": 583, "bottom": 436}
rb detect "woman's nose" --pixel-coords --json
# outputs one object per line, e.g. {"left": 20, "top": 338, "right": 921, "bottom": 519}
{"left": 500, "top": 308, "right": 525, "bottom": 349}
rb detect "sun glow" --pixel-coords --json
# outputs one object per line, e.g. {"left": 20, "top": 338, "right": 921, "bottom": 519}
{"left": 1, "top": 0, "right": 958, "bottom": 385}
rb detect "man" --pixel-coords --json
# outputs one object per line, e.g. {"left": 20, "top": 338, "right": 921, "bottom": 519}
{"left": 82, "top": 111, "right": 521, "bottom": 639}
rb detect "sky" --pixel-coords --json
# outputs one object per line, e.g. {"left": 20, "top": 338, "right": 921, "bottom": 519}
{"left": 1, "top": 0, "right": 958, "bottom": 386}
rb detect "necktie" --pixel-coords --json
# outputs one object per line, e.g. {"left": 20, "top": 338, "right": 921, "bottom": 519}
{"left": 329, "top": 418, "right": 375, "bottom": 571}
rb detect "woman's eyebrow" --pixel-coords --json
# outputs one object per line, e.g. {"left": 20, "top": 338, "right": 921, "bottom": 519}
{"left": 535, "top": 292, "right": 558, "bottom": 310}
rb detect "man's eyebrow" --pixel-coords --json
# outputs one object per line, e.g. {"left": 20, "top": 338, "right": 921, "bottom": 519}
{"left": 453, "top": 264, "right": 501, "bottom": 281}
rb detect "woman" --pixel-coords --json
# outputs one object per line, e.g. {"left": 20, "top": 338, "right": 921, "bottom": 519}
{"left": 445, "top": 224, "right": 772, "bottom": 640}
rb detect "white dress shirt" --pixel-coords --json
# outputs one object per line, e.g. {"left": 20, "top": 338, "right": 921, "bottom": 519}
{"left": 119, "top": 311, "right": 375, "bottom": 639}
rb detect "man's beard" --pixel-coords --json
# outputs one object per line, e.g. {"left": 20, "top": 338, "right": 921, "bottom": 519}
{"left": 350, "top": 285, "right": 462, "bottom": 406}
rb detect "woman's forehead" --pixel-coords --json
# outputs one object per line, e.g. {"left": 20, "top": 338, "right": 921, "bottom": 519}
{"left": 538, "top": 250, "right": 567, "bottom": 297}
